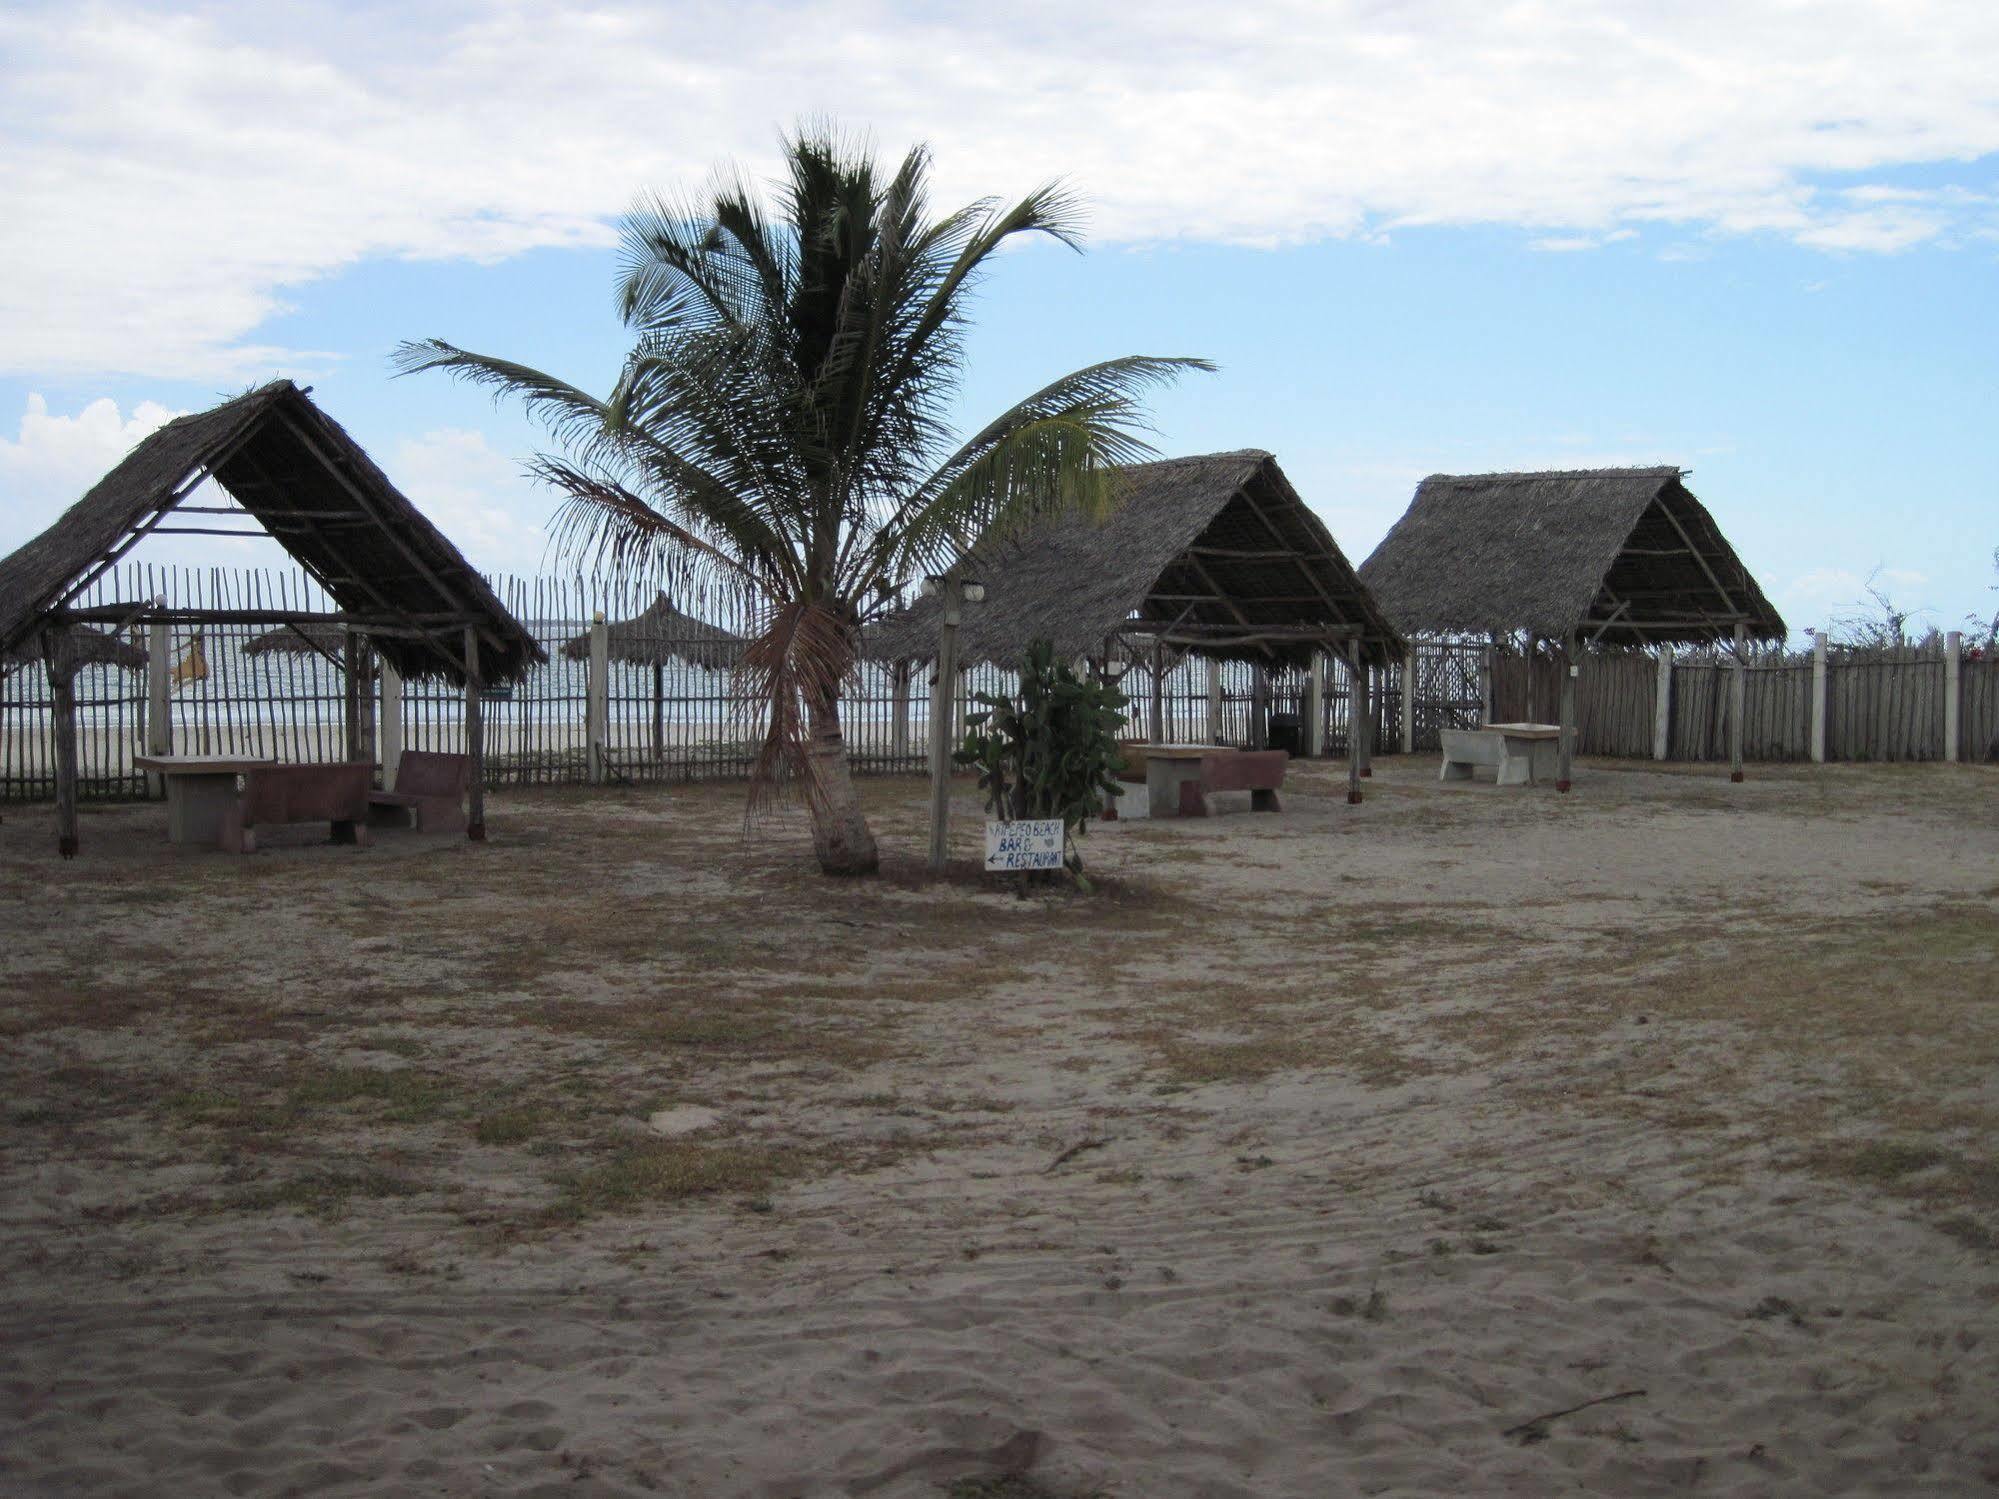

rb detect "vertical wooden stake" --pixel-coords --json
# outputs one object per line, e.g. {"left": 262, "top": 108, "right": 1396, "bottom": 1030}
{"left": 1729, "top": 621, "right": 1747, "bottom": 782}
{"left": 1205, "top": 658, "right": 1223, "bottom": 744}
{"left": 586, "top": 609, "right": 608, "bottom": 785}
{"left": 1305, "top": 653, "right": 1326, "bottom": 758}
{"left": 464, "top": 627, "right": 485, "bottom": 840}
{"left": 1480, "top": 634, "right": 1497, "bottom": 724}
{"left": 927, "top": 592, "right": 961, "bottom": 873}
{"left": 1653, "top": 648, "right": 1672, "bottom": 761}
{"left": 1249, "top": 663, "right": 1268, "bottom": 749}
{"left": 379, "top": 658, "right": 404, "bottom": 790}
{"left": 1557, "top": 633, "right": 1579, "bottom": 792}
{"left": 1944, "top": 630, "right": 1961, "bottom": 764}
{"left": 1354, "top": 662, "right": 1372, "bottom": 776}
{"left": 1400, "top": 646, "right": 1416, "bottom": 755}
{"left": 1810, "top": 627, "right": 1828, "bottom": 764}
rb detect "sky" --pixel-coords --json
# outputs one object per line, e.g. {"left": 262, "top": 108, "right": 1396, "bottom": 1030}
{"left": 2, "top": 0, "right": 1995, "bottom": 640}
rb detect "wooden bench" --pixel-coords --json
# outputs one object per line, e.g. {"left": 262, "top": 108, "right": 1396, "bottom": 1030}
{"left": 368, "top": 751, "right": 471, "bottom": 834}
{"left": 219, "top": 762, "right": 374, "bottom": 853}
{"left": 1439, "top": 723, "right": 1560, "bottom": 786}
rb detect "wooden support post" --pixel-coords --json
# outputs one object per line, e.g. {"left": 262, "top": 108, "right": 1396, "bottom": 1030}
{"left": 891, "top": 660, "right": 912, "bottom": 762}
{"left": 1205, "top": 658, "right": 1223, "bottom": 744}
{"left": 1249, "top": 664, "right": 1269, "bottom": 749}
{"left": 1149, "top": 637, "right": 1166, "bottom": 744}
{"left": 463, "top": 627, "right": 485, "bottom": 841}
{"left": 651, "top": 662, "right": 665, "bottom": 763}
{"left": 146, "top": 604, "right": 170, "bottom": 797}
{"left": 1400, "top": 646, "right": 1416, "bottom": 754}
{"left": 1557, "top": 633, "right": 1579, "bottom": 792}
{"left": 927, "top": 591, "right": 963, "bottom": 873}
{"left": 1354, "top": 662, "right": 1372, "bottom": 776}
{"left": 1305, "top": 654, "right": 1326, "bottom": 757}
{"left": 379, "top": 658, "right": 404, "bottom": 790}
{"left": 586, "top": 610, "right": 608, "bottom": 786}
{"left": 1810, "top": 627, "right": 1828, "bottom": 764}
{"left": 1653, "top": 649, "right": 1672, "bottom": 761}
{"left": 1344, "top": 649, "right": 1367, "bottom": 803}
{"left": 45, "top": 634, "right": 79, "bottom": 858}
{"left": 1481, "top": 634, "right": 1496, "bottom": 724}
{"left": 342, "top": 629, "right": 364, "bottom": 765}
{"left": 1729, "top": 621, "right": 1747, "bottom": 783}
{"left": 1944, "top": 631, "right": 1961, "bottom": 764}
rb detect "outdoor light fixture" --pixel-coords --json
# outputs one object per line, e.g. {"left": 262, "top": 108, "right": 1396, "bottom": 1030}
{"left": 961, "top": 580, "right": 986, "bottom": 603}
{"left": 921, "top": 574, "right": 943, "bottom": 598}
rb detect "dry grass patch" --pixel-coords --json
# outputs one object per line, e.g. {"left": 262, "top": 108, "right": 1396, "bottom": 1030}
{"left": 548, "top": 1140, "right": 800, "bottom": 1221}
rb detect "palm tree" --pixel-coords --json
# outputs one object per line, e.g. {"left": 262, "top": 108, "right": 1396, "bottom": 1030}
{"left": 396, "top": 126, "right": 1210, "bottom": 874}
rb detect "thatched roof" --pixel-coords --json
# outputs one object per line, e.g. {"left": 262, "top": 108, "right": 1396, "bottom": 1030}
{"left": 1358, "top": 467, "right": 1785, "bottom": 645}
{"left": 2, "top": 625, "right": 147, "bottom": 673}
{"left": 0, "top": 381, "right": 544, "bottom": 684}
{"left": 560, "top": 593, "right": 743, "bottom": 670}
{"left": 244, "top": 622, "right": 346, "bottom": 659}
{"left": 866, "top": 451, "right": 1402, "bottom": 667}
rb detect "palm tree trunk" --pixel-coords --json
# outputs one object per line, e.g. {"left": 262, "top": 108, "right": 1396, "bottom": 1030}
{"left": 807, "top": 690, "right": 879, "bottom": 875}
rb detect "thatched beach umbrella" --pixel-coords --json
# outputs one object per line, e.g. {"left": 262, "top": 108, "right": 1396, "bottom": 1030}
{"left": 564, "top": 593, "right": 745, "bottom": 760}
{"left": 242, "top": 621, "right": 376, "bottom": 679}
{"left": 2, "top": 625, "right": 147, "bottom": 676}
{"left": 561, "top": 593, "right": 743, "bottom": 671}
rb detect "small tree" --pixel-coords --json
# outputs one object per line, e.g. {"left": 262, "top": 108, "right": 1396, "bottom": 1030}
{"left": 955, "top": 641, "right": 1128, "bottom": 879}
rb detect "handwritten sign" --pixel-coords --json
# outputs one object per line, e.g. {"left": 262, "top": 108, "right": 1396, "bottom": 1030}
{"left": 984, "top": 818, "right": 1065, "bottom": 872}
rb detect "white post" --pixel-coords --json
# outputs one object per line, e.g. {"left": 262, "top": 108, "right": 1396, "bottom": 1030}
{"left": 1810, "top": 627, "right": 1828, "bottom": 765}
{"left": 1400, "top": 646, "right": 1416, "bottom": 754}
{"left": 1305, "top": 653, "right": 1326, "bottom": 757}
{"left": 379, "top": 659, "right": 405, "bottom": 790}
{"left": 145, "top": 600, "right": 170, "bottom": 795}
{"left": 1944, "top": 631, "right": 1961, "bottom": 764}
{"left": 586, "top": 609, "right": 608, "bottom": 785}
{"left": 1653, "top": 649, "right": 1672, "bottom": 761}
{"left": 1205, "top": 658, "right": 1223, "bottom": 744}
{"left": 891, "top": 661, "right": 912, "bottom": 762}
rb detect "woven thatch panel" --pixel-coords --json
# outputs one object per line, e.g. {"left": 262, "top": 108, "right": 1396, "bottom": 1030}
{"left": 1358, "top": 467, "right": 1784, "bottom": 646}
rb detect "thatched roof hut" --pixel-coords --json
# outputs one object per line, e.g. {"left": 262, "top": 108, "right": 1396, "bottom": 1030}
{"left": 2, "top": 625, "right": 147, "bottom": 674}
{"left": 0, "top": 380, "right": 544, "bottom": 854}
{"left": 867, "top": 451, "right": 1402, "bottom": 667}
{"left": 0, "top": 379, "right": 543, "bottom": 685}
{"left": 561, "top": 593, "right": 743, "bottom": 670}
{"left": 1358, "top": 467, "right": 1784, "bottom": 646}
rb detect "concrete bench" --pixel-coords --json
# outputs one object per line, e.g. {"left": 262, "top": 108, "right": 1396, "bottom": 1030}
{"left": 368, "top": 750, "right": 470, "bottom": 834}
{"left": 1439, "top": 724, "right": 1560, "bottom": 786}
{"left": 219, "top": 762, "right": 374, "bottom": 853}
{"left": 1143, "top": 745, "right": 1288, "bottom": 817}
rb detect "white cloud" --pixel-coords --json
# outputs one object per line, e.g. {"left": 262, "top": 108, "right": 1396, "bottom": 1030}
{"left": 388, "top": 428, "right": 549, "bottom": 577}
{"left": 3, "top": 1, "right": 1999, "bottom": 380}
{"left": 0, "top": 393, "right": 182, "bottom": 552}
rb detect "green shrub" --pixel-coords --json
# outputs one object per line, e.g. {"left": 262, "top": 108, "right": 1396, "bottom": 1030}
{"left": 955, "top": 640, "right": 1128, "bottom": 878}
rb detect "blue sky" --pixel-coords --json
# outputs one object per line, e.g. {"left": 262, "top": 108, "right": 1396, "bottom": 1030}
{"left": 2, "top": 1, "right": 1995, "bottom": 639}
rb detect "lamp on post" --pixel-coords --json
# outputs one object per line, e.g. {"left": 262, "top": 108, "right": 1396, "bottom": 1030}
{"left": 926, "top": 573, "right": 984, "bottom": 872}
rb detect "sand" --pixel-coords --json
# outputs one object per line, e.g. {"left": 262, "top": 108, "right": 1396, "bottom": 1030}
{"left": 1, "top": 757, "right": 1995, "bottom": 1496}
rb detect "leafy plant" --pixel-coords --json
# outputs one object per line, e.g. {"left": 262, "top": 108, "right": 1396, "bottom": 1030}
{"left": 954, "top": 641, "right": 1128, "bottom": 878}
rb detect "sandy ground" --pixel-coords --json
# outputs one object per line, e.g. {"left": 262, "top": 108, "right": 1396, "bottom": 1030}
{"left": 2, "top": 756, "right": 1996, "bottom": 1497}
